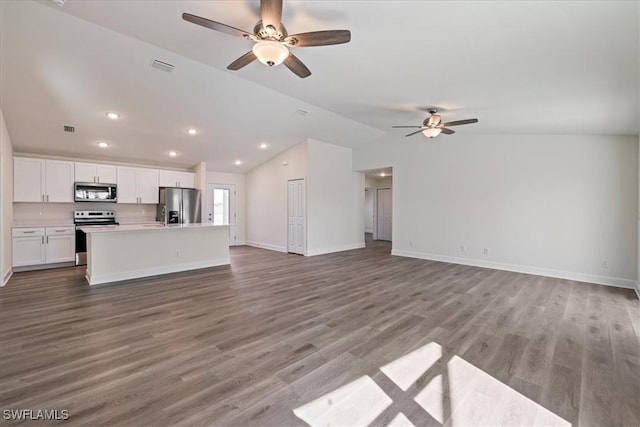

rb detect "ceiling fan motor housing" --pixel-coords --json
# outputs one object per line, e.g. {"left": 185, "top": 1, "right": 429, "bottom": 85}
{"left": 254, "top": 20, "right": 288, "bottom": 41}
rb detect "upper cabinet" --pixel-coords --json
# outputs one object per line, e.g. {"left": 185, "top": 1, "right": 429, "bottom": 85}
{"left": 74, "top": 162, "right": 117, "bottom": 184}
{"left": 158, "top": 170, "right": 196, "bottom": 188}
{"left": 117, "top": 167, "right": 159, "bottom": 204}
{"left": 14, "top": 157, "right": 74, "bottom": 203}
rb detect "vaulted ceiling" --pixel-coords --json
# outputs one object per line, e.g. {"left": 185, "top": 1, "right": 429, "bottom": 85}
{"left": 1, "top": 1, "right": 638, "bottom": 172}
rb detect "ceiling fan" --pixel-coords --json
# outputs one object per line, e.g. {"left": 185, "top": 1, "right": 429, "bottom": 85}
{"left": 392, "top": 108, "right": 478, "bottom": 138}
{"left": 182, "top": 0, "right": 351, "bottom": 78}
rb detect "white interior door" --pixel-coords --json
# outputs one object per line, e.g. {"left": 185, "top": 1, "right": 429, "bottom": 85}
{"left": 364, "top": 188, "right": 375, "bottom": 234}
{"left": 207, "top": 184, "right": 237, "bottom": 245}
{"left": 377, "top": 188, "right": 392, "bottom": 241}
{"left": 288, "top": 179, "right": 305, "bottom": 255}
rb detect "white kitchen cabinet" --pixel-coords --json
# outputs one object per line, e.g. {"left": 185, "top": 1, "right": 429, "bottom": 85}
{"left": 14, "top": 157, "right": 45, "bottom": 202}
{"left": 45, "top": 160, "right": 74, "bottom": 202}
{"left": 13, "top": 157, "right": 74, "bottom": 203}
{"left": 45, "top": 227, "right": 75, "bottom": 263}
{"left": 117, "top": 166, "right": 158, "bottom": 204}
{"left": 158, "top": 170, "right": 196, "bottom": 188}
{"left": 12, "top": 228, "right": 46, "bottom": 267}
{"left": 13, "top": 226, "right": 75, "bottom": 267}
{"left": 75, "top": 162, "right": 117, "bottom": 184}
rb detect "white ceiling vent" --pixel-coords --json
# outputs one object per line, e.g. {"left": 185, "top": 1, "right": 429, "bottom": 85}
{"left": 151, "top": 59, "right": 174, "bottom": 73}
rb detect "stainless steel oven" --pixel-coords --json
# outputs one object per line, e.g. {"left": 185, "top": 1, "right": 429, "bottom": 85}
{"left": 74, "top": 210, "right": 118, "bottom": 265}
{"left": 74, "top": 182, "right": 117, "bottom": 203}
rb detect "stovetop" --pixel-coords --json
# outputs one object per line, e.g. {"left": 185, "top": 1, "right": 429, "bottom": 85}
{"left": 74, "top": 210, "right": 118, "bottom": 225}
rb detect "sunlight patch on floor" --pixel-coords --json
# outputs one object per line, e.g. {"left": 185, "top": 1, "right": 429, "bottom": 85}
{"left": 293, "top": 375, "right": 392, "bottom": 427}
{"left": 293, "top": 341, "right": 570, "bottom": 427}
{"left": 380, "top": 341, "right": 442, "bottom": 391}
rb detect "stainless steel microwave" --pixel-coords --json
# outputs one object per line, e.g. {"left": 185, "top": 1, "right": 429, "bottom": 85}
{"left": 74, "top": 182, "right": 117, "bottom": 203}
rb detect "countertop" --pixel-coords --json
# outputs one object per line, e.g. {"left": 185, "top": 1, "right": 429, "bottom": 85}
{"left": 13, "top": 221, "right": 74, "bottom": 228}
{"left": 79, "top": 223, "right": 228, "bottom": 234}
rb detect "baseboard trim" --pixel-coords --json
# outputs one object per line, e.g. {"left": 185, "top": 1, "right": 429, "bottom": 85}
{"left": 635, "top": 281, "right": 640, "bottom": 300}
{"left": 306, "top": 243, "right": 366, "bottom": 257}
{"left": 2, "top": 268, "right": 12, "bottom": 287}
{"left": 86, "top": 257, "right": 230, "bottom": 286}
{"left": 245, "top": 241, "right": 287, "bottom": 253}
{"left": 391, "top": 249, "right": 636, "bottom": 290}
{"left": 13, "top": 262, "right": 76, "bottom": 273}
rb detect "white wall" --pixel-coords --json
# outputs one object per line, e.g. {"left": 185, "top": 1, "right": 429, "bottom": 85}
{"left": 354, "top": 133, "right": 638, "bottom": 288}
{"left": 306, "top": 139, "right": 364, "bottom": 256}
{"left": 206, "top": 171, "right": 246, "bottom": 244}
{"left": 0, "top": 110, "right": 14, "bottom": 286}
{"left": 365, "top": 176, "right": 393, "bottom": 188}
{"left": 246, "top": 142, "right": 308, "bottom": 252}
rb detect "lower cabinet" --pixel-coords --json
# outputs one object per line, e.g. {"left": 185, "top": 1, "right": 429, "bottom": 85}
{"left": 12, "top": 226, "right": 75, "bottom": 268}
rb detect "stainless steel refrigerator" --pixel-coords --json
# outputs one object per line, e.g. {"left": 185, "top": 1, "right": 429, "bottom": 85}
{"left": 157, "top": 187, "right": 202, "bottom": 224}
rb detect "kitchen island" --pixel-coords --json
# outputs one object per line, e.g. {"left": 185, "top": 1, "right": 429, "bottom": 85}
{"left": 80, "top": 223, "right": 230, "bottom": 286}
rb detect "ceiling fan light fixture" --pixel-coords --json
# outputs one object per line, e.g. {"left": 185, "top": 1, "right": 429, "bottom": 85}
{"left": 252, "top": 40, "right": 289, "bottom": 67}
{"left": 423, "top": 128, "right": 442, "bottom": 138}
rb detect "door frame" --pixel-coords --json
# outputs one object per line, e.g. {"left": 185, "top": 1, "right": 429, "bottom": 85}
{"left": 206, "top": 183, "right": 238, "bottom": 245}
{"left": 287, "top": 178, "right": 306, "bottom": 255}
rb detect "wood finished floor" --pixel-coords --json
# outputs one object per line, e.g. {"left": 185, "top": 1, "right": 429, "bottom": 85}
{"left": 1, "top": 238, "right": 639, "bottom": 426}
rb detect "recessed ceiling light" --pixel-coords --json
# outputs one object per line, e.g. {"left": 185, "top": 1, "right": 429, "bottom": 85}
{"left": 97, "top": 141, "right": 109, "bottom": 148}
{"left": 187, "top": 128, "right": 197, "bottom": 135}
{"left": 168, "top": 151, "right": 178, "bottom": 157}
{"left": 106, "top": 112, "right": 120, "bottom": 120}
{"left": 259, "top": 143, "right": 268, "bottom": 149}
{"left": 234, "top": 160, "right": 242, "bottom": 165}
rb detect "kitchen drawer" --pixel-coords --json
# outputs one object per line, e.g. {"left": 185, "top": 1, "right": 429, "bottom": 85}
{"left": 12, "top": 227, "right": 45, "bottom": 237}
{"left": 46, "top": 227, "right": 75, "bottom": 236}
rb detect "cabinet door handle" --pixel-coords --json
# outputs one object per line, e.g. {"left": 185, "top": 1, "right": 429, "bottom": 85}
{"left": 97, "top": 176, "right": 100, "bottom": 183}
{"left": 46, "top": 236, "right": 49, "bottom": 244}
{"left": 46, "top": 195, "right": 49, "bottom": 202}
{"left": 55, "top": 230, "right": 65, "bottom": 233}
{"left": 42, "top": 194, "right": 45, "bottom": 202}
{"left": 41, "top": 236, "right": 44, "bottom": 244}
{"left": 23, "top": 231, "right": 35, "bottom": 234}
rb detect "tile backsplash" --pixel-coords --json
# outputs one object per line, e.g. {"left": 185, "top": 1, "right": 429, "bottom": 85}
{"left": 14, "top": 203, "right": 157, "bottom": 224}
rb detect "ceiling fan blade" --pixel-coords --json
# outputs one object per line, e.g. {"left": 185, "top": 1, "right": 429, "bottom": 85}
{"left": 182, "top": 13, "right": 252, "bottom": 39}
{"left": 392, "top": 126, "right": 422, "bottom": 128}
{"left": 405, "top": 128, "right": 427, "bottom": 137}
{"left": 283, "top": 53, "right": 311, "bottom": 78}
{"left": 227, "top": 51, "right": 257, "bottom": 70}
{"left": 261, "top": 0, "right": 283, "bottom": 30}
{"left": 285, "top": 30, "right": 351, "bottom": 47}
{"left": 440, "top": 128, "right": 455, "bottom": 135}
{"left": 441, "top": 118, "right": 479, "bottom": 127}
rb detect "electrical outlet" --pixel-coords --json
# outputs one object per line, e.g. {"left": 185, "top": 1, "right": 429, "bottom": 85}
{"left": 601, "top": 259, "right": 608, "bottom": 269}
{"left": 409, "top": 240, "right": 413, "bottom": 247}
{"left": 176, "top": 250, "right": 180, "bottom": 258}
{"left": 483, "top": 248, "right": 489, "bottom": 255}
{"left": 460, "top": 245, "right": 466, "bottom": 253}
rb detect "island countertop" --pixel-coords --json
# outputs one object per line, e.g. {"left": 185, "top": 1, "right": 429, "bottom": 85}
{"left": 84, "top": 223, "right": 230, "bottom": 285}
{"left": 79, "top": 223, "right": 229, "bottom": 233}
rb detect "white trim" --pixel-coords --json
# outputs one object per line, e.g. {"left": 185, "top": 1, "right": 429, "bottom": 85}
{"left": 245, "top": 241, "right": 287, "bottom": 253}
{"left": 306, "top": 243, "right": 367, "bottom": 257}
{"left": 391, "top": 249, "right": 636, "bottom": 289}
{"left": 2, "top": 268, "right": 12, "bottom": 286}
{"left": 635, "top": 281, "right": 640, "bottom": 300}
{"left": 86, "top": 257, "right": 230, "bottom": 286}
{"left": 233, "top": 240, "right": 246, "bottom": 246}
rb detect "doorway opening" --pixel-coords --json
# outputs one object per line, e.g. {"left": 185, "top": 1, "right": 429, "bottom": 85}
{"left": 362, "top": 168, "right": 392, "bottom": 249}
{"left": 207, "top": 183, "right": 238, "bottom": 245}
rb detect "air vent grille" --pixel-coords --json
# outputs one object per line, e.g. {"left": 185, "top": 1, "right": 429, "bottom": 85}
{"left": 63, "top": 125, "right": 75, "bottom": 133}
{"left": 151, "top": 59, "right": 174, "bottom": 73}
